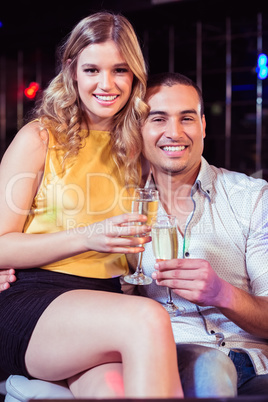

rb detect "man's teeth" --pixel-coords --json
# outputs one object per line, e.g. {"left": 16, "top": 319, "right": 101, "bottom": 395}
{"left": 162, "top": 146, "right": 185, "bottom": 151}
{"left": 95, "top": 95, "right": 117, "bottom": 101}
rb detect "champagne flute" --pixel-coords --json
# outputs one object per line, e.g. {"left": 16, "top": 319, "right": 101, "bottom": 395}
{"left": 124, "top": 188, "right": 159, "bottom": 285}
{"left": 151, "top": 215, "right": 185, "bottom": 317}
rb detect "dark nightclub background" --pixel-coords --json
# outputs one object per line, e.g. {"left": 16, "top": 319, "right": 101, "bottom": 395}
{"left": 0, "top": 0, "right": 267, "bottom": 177}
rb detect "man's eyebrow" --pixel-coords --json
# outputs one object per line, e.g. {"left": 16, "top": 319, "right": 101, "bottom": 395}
{"left": 147, "top": 109, "right": 198, "bottom": 117}
{"left": 147, "top": 111, "right": 168, "bottom": 117}
{"left": 180, "top": 109, "right": 198, "bottom": 115}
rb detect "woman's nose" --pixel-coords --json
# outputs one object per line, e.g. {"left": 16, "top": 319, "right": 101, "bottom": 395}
{"left": 98, "top": 71, "right": 113, "bottom": 91}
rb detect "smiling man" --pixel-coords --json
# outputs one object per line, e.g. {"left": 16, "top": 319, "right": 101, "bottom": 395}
{"left": 133, "top": 72, "right": 268, "bottom": 397}
{"left": 142, "top": 78, "right": 205, "bottom": 178}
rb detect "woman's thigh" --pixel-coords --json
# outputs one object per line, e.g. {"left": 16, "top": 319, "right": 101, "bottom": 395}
{"left": 0, "top": 269, "right": 122, "bottom": 377}
{"left": 25, "top": 289, "right": 162, "bottom": 381}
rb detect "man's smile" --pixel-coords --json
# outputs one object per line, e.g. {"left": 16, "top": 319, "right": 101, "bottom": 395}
{"left": 161, "top": 145, "right": 186, "bottom": 152}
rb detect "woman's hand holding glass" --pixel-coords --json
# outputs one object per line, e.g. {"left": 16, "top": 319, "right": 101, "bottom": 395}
{"left": 81, "top": 214, "right": 151, "bottom": 255}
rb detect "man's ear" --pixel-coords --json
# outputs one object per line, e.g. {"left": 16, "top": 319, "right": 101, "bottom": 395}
{"left": 202, "top": 114, "right": 206, "bottom": 139}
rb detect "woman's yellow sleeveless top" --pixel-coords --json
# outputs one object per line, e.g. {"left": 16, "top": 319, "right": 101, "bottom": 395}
{"left": 23, "top": 128, "right": 135, "bottom": 278}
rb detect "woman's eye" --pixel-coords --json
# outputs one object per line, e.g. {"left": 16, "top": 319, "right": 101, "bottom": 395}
{"left": 84, "top": 68, "right": 98, "bottom": 74}
{"left": 115, "top": 68, "right": 129, "bottom": 73}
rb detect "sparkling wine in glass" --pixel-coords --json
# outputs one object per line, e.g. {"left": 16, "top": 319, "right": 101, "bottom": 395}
{"left": 124, "top": 188, "right": 159, "bottom": 285}
{"left": 152, "top": 215, "right": 185, "bottom": 317}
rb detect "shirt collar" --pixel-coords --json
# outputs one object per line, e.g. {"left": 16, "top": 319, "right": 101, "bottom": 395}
{"left": 193, "top": 157, "right": 215, "bottom": 201}
{"left": 145, "top": 157, "right": 215, "bottom": 201}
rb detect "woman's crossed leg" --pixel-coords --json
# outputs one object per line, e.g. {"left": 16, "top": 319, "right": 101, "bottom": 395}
{"left": 25, "top": 289, "right": 183, "bottom": 398}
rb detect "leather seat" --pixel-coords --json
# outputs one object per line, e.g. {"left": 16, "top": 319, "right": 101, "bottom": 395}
{"left": 5, "top": 375, "right": 74, "bottom": 401}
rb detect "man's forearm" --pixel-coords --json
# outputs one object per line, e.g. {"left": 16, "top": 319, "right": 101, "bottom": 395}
{"left": 219, "top": 281, "right": 268, "bottom": 338}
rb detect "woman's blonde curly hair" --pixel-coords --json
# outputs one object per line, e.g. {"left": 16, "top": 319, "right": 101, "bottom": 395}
{"left": 36, "top": 12, "right": 148, "bottom": 185}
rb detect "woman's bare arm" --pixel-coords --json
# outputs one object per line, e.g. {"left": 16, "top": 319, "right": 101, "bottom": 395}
{"left": 0, "top": 123, "right": 150, "bottom": 269}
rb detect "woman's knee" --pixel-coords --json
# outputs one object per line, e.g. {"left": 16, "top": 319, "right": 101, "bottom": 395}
{"left": 127, "top": 297, "right": 173, "bottom": 345}
{"left": 131, "top": 296, "right": 171, "bottom": 326}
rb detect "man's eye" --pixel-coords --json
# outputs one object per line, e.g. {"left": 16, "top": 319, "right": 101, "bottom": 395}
{"left": 152, "top": 118, "right": 165, "bottom": 123}
{"left": 183, "top": 117, "right": 194, "bottom": 122}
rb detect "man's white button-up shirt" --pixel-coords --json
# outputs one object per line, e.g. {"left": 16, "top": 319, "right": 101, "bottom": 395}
{"left": 127, "top": 157, "right": 268, "bottom": 375}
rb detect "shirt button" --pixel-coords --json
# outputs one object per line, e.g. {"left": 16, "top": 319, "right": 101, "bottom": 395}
{"left": 210, "top": 330, "right": 215, "bottom": 334}
{"left": 185, "top": 252, "right": 190, "bottom": 257}
{"left": 221, "top": 342, "right": 226, "bottom": 346}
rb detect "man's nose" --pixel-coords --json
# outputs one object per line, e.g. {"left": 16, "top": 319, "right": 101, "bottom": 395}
{"left": 165, "top": 119, "right": 182, "bottom": 140}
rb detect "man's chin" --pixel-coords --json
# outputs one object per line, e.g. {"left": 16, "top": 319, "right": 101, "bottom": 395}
{"left": 160, "top": 164, "right": 187, "bottom": 175}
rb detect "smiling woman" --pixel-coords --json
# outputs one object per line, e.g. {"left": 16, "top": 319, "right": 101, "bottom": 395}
{"left": 38, "top": 12, "right": 148, "bottom": 186}
{"left": 0, "top": 11, "right": 183, "bottom": 399}
{"left": 75, "top": 41, "right": 134, "bottom": 130}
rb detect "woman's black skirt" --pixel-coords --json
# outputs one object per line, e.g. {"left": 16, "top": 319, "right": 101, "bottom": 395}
{"left": 0, "top": 268, "right": 122, "bottom": 377}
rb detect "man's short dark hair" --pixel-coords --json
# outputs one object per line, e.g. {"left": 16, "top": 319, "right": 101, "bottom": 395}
{"left": 147, "top": 72, "right": 204, "bottom": 116}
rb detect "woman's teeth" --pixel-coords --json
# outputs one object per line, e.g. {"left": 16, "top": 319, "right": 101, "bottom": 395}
{"left": 95, "top": 95, "right": 118, "bottom": 101}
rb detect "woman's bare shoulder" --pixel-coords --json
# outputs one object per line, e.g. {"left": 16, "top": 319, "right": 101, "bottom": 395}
{"left": 1, "top": 121, "right": 49, "bottom": 170}
{"left": 15, "top": 120, "right": 49, "bottom": 147}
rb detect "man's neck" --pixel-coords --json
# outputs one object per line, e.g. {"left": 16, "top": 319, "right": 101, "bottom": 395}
{"left": 151, "top": 165, "right": 200, "bottom": 231}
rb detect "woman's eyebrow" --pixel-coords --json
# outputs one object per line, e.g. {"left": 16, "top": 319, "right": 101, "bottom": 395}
{"left": 81, "top": 62, "right": 129, "bottom": 68}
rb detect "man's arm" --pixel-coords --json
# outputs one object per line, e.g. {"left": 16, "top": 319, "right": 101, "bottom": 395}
{"left": 0, "top": 268, "right": 16, "bottom": 291}
{"left": 152, "top": 258, "right": 268, "bottom": 338}
{"left": 219, "top": 280, "right": 268, "bottom": 338}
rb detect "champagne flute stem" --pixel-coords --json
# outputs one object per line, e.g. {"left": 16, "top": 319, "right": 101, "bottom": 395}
{"left": 166, "top": 287, "right": 174, "bottom": 305}
{"left": 131, "top": 251, "right": 143, "bottom": 277}
{"left": 136, "top": 251, "right": 143, "bottom": 274}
